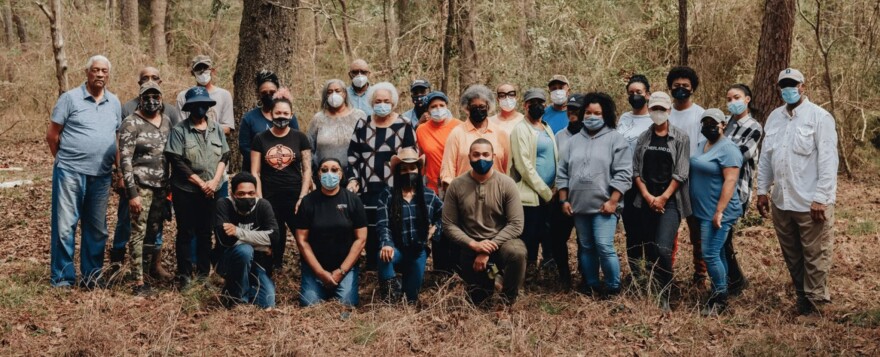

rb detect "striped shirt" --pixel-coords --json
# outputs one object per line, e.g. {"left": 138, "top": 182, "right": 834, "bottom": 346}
{"left": 376, "top": 187, "right": 444, "bottom": 249}
{"left": 724, "top": 114, "right": 763, "bottom": 212}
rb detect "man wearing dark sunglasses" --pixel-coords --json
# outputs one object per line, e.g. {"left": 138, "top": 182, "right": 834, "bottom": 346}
{"left": 346, "top": 59, "right": 374, "bottom": 116}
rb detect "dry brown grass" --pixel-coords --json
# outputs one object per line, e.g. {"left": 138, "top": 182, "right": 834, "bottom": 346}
{"left": 2, "top": 0, "right": 880, "bottom": 354}
{"left": 0, "top": 138, "right": 879, "bottom": 355}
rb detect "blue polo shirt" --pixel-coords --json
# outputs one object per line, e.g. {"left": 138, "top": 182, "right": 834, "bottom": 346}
{"left": 543, "top": 105, "right": 568, "bottom": 134}
{"left": 347, "top": 86, "right": 373, "bottom": 116}
{"left": 50, "top": 83, "right": 122, "bottom": 176}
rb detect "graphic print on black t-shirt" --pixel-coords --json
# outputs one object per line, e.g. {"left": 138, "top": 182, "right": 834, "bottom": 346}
{"left": 265, "top": 144, "right": 295, "bottom": 170}
{"left": 642, "top": 133, "right": 674, "bottom": 196}
{"left": 252, "top": 129, "right": 311, "bottom": 193}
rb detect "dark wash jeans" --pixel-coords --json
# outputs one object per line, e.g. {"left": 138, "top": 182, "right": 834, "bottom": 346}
{"left": 639, "top": 200, "right": 680, "bottom": 291}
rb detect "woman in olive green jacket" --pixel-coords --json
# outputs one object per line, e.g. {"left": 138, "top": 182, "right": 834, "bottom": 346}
{"left": 508, "top": 88, "right": 558, "bottom": 272}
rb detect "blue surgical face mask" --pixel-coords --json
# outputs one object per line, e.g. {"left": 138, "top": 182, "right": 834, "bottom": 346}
{"left": 583, "top": 115, "right": 604, "bottom": 131}
{"left": 781, "top": 87, "right": 801, "bottom": 105}
{"left": 320, "top": 172, "right": 340, "bottom": 190}
{"left": 727, "top": 100, "right": 747, "bottom": 116}
{"left": 373, "top": 103, "right": 393, "bottom": 117}
{"left": 469, "top": 158, "right": 493, "bottom": 175}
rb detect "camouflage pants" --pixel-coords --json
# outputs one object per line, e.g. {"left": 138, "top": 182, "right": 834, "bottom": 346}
{"left": 129, "top": 186, "right": 166, "bottom": 282}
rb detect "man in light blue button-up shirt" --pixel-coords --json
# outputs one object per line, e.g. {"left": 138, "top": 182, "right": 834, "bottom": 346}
{"left": 46, "top": 55, "right": 122, "bottom": 288}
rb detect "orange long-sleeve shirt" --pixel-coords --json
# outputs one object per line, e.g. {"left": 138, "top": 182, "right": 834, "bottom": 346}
{"left": 439, "top": 120, "right": 510, "bottom": 185}
{"left": 416, "top": 118, "right": 462, "bottom": 193}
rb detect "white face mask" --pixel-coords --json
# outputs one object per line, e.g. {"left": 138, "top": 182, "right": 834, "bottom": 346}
{"left": 195, "top": 72, "right": 211, "bottom": 86}
{"left": 499, "top": 98, "right": 517, "bottom": 112}
{"left": 430, "top": 107, "right": 450, "bottom": 122}
{"left": 650, "top": 110, "right": 669, "bottom": 125}
{"left": 550, "top": 90, "right": 568, "bottom": 105}
{"left": 352, "top": 74, "right": 369, "bottom": 88}
{"left": 328, "top": 93, "right": 344, "bottom": 108}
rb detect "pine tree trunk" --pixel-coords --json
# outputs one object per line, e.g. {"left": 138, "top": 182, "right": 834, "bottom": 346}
{"left": 440, "top": 0, "right": 455, "bottom": 94}
{"left": 678, "top": 0, "right": 688, "bottom": 66}
{"left": 456, "top": 0, "right": 478, "bottom": 95}
{"left": 150, "top": 0, "right": 167, "bottom": 61}
{"left": 2, "top": 2, "right": 12, "bottom": 46}
{"left": 753, "top": 0, "right": 796, "bottom": 123}
{"left": 231, "top": 0, "right": 299, "bottom": 172}
{"left": 395, "top": 0, "right": 410, "bottom": 39}
{"left": 120, "top": 0, "right": 138, "bottom": 46}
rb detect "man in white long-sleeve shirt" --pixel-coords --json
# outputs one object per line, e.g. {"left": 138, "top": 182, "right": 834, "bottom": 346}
{"left": 757, "top": 68, "right": 838, "bottom": 315}
{"left": 215, "top": 172, "right": 279, "bottom": 308}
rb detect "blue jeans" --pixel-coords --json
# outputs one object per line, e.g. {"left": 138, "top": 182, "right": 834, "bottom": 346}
{"left": 573, "top": 213, "right": 621, "bottom": 290}
{"left": 112, "top": 191, "right": 163, "bottom": 251}
{"left": 377, "top": 247, "right": 428, "bottom": 302}
{"left": 218, "top": 244, "right": 275, "bottom": 308}
{"left": 700, "top": 219, "right": 734, "bottom": 295}
{"left": 50, "top": 165, "right": 111, "bottom": 287}
{"left": 300, "top": 263, "right": 359, "bottom": 307}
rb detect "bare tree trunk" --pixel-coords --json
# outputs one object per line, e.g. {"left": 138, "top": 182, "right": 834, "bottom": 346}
{"left": 150, "top": 0, "right": 167, "bottom": 61}
{"left": 107, "top": 0, "right": 118, "bottom": 27}
{"left": 37, "top": 0, "right": 68, "bottom": 96}
{"left": 337, "top": 0, "right": 353, "bottom": 59}
{"left": 120, "top": 0, "right": 137, "bottom": 45}
{"left": 753, "top": 0, "right": 795, "bottom": 123}
{"left": 164, "top": 0, "right": 174, "bottom": 55}
{"left": 2, "top": 2, "right": 12, "bottom": 46}
{"left": 440, "top": 0, "right": 455, "bottom": 93}
{"left": 231, "top": 0, "right": 299, "bottom": 172}
{"left": 383, "top": 0, "right": 394, "bottom": 74}
{"left": 395, "top": 0, "right": 410, "bottom": 39}
{"left": 678, "top": 0, "right": 688, "bottom": 65}
{"left": 518, "top": 0, "right": 536, "bottom": 55}
{"left": 13, "top": 11, "right": 26, "bottom": 50}
{"left": 456, "top": 0, "right": 478, "bottom": 94}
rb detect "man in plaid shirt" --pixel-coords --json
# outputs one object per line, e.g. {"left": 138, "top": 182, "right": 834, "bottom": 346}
{"left": 723, "top": 84, "right": 764, "bottom": 295}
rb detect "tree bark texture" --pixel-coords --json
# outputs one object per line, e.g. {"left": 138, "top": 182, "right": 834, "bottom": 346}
{"left": 753, "top": 0, "right": 796, "bottom": 123}
{"left": 230, "top": 0, "right": 299, "bottom": 173}
{"left": 150, "top": 0, "right": 167, "bottom": 61}
{"left": 455, "top": 0, "right": 478, "bottom": 96}
{"left": 678, "top": 0, "right": 688, "bottom": 66}
{"left": 37, "top": 0, "right": 68, "bottom": 96}
{"left": 120, "top": 0, "right": 138, "bottom": 46}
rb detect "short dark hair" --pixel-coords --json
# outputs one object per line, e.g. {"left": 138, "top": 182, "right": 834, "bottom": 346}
{"left": 583, "top": 92, "right": 618, "bottom": 129}
{"left": 666, "top": 66, "right": 700, "bottom": 92}
{"left": 231, "top": 172, "right": 257, "bottom": 192}
{"left": 627, "top": 74, "right": 650, "bottom": 92}
{"left": 469, "top": 138, "right": 494, "bottom": 153}
{"left": 319, "top": 157, "right": 342, "bottom": 167}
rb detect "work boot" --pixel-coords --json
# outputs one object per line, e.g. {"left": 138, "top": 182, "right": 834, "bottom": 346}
{"left": 148, "top": 246, "right": 173, "bottom": 281}
{"left": 701, "top": 292, "right": 729, "bottom": 317}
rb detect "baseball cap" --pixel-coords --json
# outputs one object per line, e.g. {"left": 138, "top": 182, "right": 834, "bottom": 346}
{"left": 410, "top": 79, "right": 431, "bottom": 91}
{"left": 425, "top": 91, "right": 449, "bottom": 104}
{"left": 701, "top": 108, "right": 728, "bottom": 124}
{"left": 647, "top": 92, "right": 672, "bottom": 110}
{"left": 139, "top": 82, "right": 162, "bottom": 96}
{"left": 182, "top": 86, "right": 216, "bottom": 111}
{"left": 548, "top": 75, "right": 570, "bottom": 87}
{"left": 523, "top": 88, "right": 546, "bottom": 102}
{"left": 566, "top": 93, "right": 585, "bottom": 109}
{"left": 777, "top": 68, "right": 804, "bottom": 84}
{"left": 191, "top": 55, "right": 213, "bottom": 71}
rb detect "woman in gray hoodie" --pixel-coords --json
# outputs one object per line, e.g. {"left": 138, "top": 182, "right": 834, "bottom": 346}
{"left": 557, "top": 92, "right": 632, "bottom": 297}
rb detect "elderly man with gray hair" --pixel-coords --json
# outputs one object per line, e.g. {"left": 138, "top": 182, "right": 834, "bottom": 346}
{"left": 46, "top": 55, "right": 122, "bottom": 289}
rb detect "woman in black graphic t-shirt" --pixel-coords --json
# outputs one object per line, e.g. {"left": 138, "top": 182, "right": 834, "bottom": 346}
{"left": 251, "top": 91, "right": 312, "bottom": 273}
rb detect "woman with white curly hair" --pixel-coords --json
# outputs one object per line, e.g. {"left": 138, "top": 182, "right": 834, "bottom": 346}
{"left": 346, "top": 81, "right": 417, "bottom": 270}
{"left": 439, "top": 84, "right": 511, "bottom": 192}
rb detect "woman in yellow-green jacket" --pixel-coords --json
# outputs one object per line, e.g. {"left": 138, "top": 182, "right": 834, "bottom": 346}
{"left": 508, "top": 88, "right": 558, "bottom": 277}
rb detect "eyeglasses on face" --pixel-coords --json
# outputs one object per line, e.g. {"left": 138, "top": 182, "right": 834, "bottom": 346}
{"left": 497, "top": 91, "right": 516, "bottom": 99}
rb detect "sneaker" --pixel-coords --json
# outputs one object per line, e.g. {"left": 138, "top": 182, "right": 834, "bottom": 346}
{"left": 132, "top": 283, "right": 157, "bottom": 297}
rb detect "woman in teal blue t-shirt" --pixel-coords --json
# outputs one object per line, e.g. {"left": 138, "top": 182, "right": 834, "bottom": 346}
{"left": 689, "top": 108, "right": 743, "bottom": 316}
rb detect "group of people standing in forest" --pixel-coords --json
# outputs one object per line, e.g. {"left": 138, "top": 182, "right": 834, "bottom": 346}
{"left": 46, "top": 54, "right": 838, "bottom": 316}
